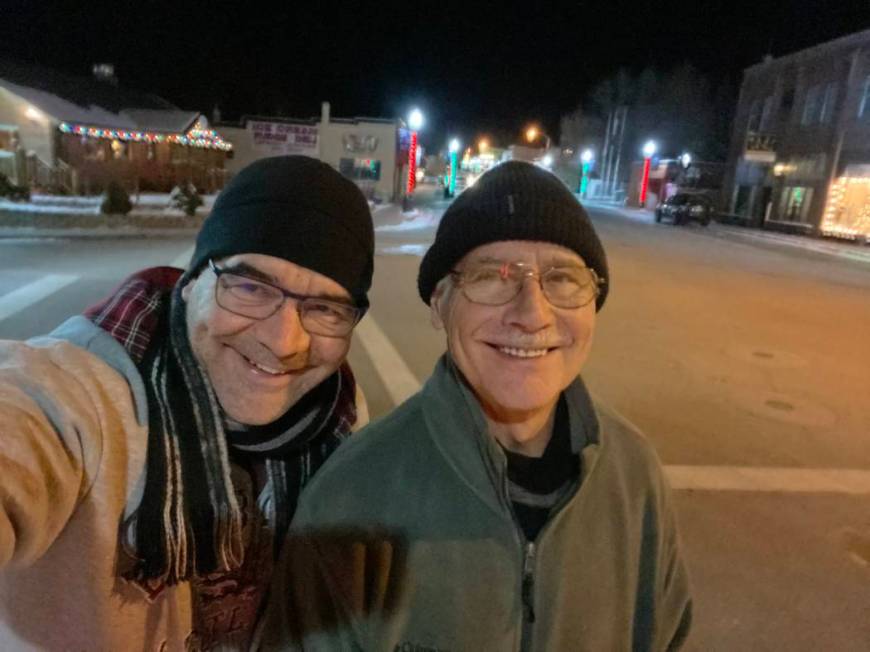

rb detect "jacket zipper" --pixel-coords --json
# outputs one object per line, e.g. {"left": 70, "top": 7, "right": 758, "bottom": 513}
{"left": 521, "top": 541, "right": 537, "bottom": 625}
{"left": 502, "top": 466, "right": 537, "bottom": 652}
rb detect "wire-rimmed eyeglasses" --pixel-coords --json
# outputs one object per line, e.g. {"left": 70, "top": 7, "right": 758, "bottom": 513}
{"left": 450, "top": 261, "right": 603, "bottom": 309}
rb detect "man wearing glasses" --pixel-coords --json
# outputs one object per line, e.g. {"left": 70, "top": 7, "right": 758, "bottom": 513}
{"left": 260, "top": 161, "right": 692, "bottom": 651}
{"left": 0, "top": 156, "right": 373, "bottom": 650}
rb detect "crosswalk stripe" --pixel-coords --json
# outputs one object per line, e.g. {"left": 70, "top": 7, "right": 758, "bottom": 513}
{"left": 0, "top": 274, "right": 79, "bottom": 323}
{"left": 354, "top": 316, "right": 422, "bottom": 405}
{"left": 664, "top": 465, "right": 870, "bottom": 494}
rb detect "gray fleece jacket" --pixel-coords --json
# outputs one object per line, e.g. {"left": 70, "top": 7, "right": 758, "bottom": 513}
{"left": 259, "top": 355, "right": 692, "bottom": 652}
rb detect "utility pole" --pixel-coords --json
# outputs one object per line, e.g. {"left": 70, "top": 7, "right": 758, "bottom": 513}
{"left": 610, "top": 106, "right": 628, "bottom": 197}
{"left": 600, "top": 109, "right": 614, "bottom": 197}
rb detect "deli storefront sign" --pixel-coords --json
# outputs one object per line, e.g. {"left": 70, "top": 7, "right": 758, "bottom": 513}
{"left": 744, "top": 132, "right": 777, "bottom": 163}
{"left": 249, "top": 121, "right": 318, "bottom": 154}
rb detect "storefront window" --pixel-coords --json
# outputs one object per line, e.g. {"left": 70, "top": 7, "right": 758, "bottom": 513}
{"left": 111, "top": 139, "right": 126, "bottom": 159}
{"left": 821, "top": 176, "right": 870, "bottom": 240}
{"left": 801, "top": 85, "right": 820, "bottom": 125}
{"left": 820, "top": 83, "right": 837, "bottom": 123}
{"left": 733, "top": 185, "right": 752, "bottom": 216}
{"left": 339, "top": 158, "right": 381, "bottom": 181}
{"left": 779, "top": 186, "right": 813, "bottom": 223}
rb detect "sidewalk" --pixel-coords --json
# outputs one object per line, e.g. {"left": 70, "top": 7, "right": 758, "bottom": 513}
{"left": 584, "top": 199, "right": 870, "bottom": 266}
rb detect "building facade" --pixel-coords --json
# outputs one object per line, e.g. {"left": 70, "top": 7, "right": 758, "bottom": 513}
{"left": 723, "top": 29, "right": 870, "bottom": 239}
{"left": 221, "top": 103, "right": 403, "bottom": 201}
{"left": 0, "top": 60, "right": 232, "bottom": 193}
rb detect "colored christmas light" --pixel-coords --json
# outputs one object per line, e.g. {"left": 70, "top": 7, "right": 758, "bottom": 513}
{"left": 58, "top": 121, "right": 232, "bottom": 151}
{"left": 407, "top": 131, "right": 418, "bottom": 194}
{"left": 639, "top": 157, "right": 652, "bottom": 206}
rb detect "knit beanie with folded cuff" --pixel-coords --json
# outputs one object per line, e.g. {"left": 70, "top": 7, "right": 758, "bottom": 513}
{"left": 417, "top": 160, "right": 609, "bottom": 310}
{"left": 188, "top": 155, "right": 375, "bottom": 311}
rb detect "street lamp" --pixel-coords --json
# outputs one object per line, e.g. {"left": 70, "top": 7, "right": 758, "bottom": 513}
{"left": 448, "top": 138, "right": 460, "bottom": 197}
{"left": 541, "top": 154, "right": 553, "bottom": 168}
{"left": 525, "top": 124, "right": 551, "bottom": 150}
{"left": 680, "top": 152, "right": 692, "bottom": 169}
{"left": 478, "top": 138, "right": 489, "bottom": 153}
{"left": 403, "top": 108, "right": 425, "bottom": 210}
{"left": 639, "top": 140, "right": 657, "bottom": 207}
{"left": 579, "top": 149, "right": 594, "bottom": 197}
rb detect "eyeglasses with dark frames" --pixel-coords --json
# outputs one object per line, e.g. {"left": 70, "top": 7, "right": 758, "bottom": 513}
{"left": 208, "top": 259, "right": 361, "bottom": 337}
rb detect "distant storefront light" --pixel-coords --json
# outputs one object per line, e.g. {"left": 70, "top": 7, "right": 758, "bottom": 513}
{"left": 821, "top": 175, "right": 870, "bottom": 242}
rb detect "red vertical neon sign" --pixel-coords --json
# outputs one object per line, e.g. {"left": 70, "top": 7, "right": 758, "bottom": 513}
{"left": 407, "top": 131, "right": 418, "bottom": 194}
{"left": 639, "top": 157, "right": 651, "bottom": 206}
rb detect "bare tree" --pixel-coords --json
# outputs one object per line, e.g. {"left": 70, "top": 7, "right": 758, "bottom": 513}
{"left": 564, "top": 63, "right": 736, "bottom": 180}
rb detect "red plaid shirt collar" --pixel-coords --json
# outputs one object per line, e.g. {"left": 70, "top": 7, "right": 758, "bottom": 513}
{"left": 84, "top": 266, "right": 184, "bottom": 364}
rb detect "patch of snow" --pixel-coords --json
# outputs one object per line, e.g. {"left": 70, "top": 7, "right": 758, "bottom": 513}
{"left": 378, "top": 244, "right": 429, "bottom": 256}
{"left": 376, "top": 210, "right": 437, "bottom": 232}
{"left": 0, "top": 198, "right": 98, "bottom": 214}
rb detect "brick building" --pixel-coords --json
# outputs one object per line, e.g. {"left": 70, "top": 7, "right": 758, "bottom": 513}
{"left": 722, "top": 28, "right": 870, "bottom": 240}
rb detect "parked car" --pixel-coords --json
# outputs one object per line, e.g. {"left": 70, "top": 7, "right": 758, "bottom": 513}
{"left": 655, "top": 193, "right": 713, "bottom": 226}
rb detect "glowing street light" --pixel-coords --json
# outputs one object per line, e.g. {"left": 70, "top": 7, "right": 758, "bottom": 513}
{"left": 447, "top": 138, "right": 461, "bottom": 197}
{"left": 525, "top": 124, "right": 551, "bottom": 150}
{"left": 680, "top": 152, "right": 692, "bottom": 169}
{"left": 408, "top": 109, "right": 424, "bottom": 131}
{"left": 541, "top": 154, "right": 553, "bottom": 168}
{"left": 579, "top": 149, "right": 594, "bottom": 197}
{"left": 639, "top": 140, "right": 657, "bottom": 207}
{"left": 478, "top": 138, "right": 489, "bottom": 153}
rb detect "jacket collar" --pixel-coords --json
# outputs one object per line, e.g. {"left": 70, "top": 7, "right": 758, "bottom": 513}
{"left": 420, "top": 354, "right": 601, "bottom": 515}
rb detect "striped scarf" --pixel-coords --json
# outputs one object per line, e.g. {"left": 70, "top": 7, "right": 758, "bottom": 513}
{"left": 85, "top": 267, "right": 357, "bottom": 586}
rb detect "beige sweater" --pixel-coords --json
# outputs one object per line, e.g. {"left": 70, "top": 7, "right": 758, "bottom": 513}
{"left": 0, "top": 318, "right": 367, "bottom": 651}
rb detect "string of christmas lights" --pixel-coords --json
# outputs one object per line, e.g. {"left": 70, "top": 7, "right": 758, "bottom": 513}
{"left": 57, "top": 121, "right": 232, "bottom": 151}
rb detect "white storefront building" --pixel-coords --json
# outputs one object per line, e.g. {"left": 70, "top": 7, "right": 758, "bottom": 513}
{"left": 221, "top": 102, "right": 403, "bottom": 202}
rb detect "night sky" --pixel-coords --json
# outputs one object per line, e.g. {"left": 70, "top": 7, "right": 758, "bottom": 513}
{"left": 3, "top": 1, "right": 869, "bottom": 149}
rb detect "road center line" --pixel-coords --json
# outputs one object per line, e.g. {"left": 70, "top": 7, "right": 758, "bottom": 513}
{"left": 664, "top": 465, "right": 870, "bottom": 494}
{"left": 0, "top": 274, "right": 79, "bottom": 323}
{"left": 354, "top": 316, "right": 422, "bottom": 405}
{"left": 170, "top": 245, "right": 195, "bottom": 269}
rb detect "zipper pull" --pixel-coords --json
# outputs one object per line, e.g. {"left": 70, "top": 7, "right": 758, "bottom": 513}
{"left": 522, "top": 542, "right": 536, "bottom": 623}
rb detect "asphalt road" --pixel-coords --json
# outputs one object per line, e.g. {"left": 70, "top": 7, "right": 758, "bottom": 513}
{"left": 1, "top": 188, "right": 868, "bottom": 650}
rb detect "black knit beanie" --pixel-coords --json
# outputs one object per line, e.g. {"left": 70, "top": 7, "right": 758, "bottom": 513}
{"left": 418, "top": 161, "right": 609, "bottom": 310}
{"left": 189, "top": 155, "right": 374, "bottom": 309}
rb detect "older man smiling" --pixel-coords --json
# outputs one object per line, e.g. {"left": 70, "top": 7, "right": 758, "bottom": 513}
{"left": 261, "top": 160, "right": 692, "bottom": 652}
{"left": 0, "top": 156, "right": 373, "bottom": 651}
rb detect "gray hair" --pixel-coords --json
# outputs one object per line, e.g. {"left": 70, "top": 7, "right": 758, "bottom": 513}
{"left": 432, "top": 274, "right": 458, "bottom": 326}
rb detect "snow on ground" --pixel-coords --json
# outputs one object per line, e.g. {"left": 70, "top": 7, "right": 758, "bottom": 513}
{"left": 1, "top": 198, "right": 98, "bottom": 214}
{"left": 375, "top": 209, "right": 438, "bottom": 232}
{"left": 4, "top": 192, "right": 217, "bottom": 218}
